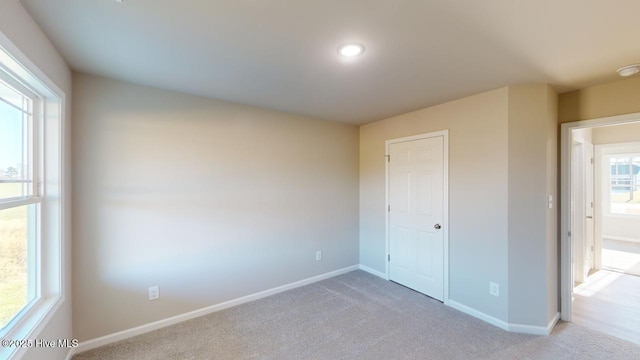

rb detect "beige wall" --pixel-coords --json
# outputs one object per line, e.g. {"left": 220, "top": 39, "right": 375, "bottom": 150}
{"left": 545, "top": 87, "right": 560, "bottom": 323}
{"left": 360, "top": 85, "right": 558, "bottom": 327}
{"left": 72, "top": 73, "right": 360, "bottom": 341}
{"left": 559, "top": 76, "right": 640, "bottom": 123}
{"left": 593, "top": 122, "right": 640, "bottom": 144}
{"left": 506, "top": 85, "right": 558, "bottom": 327}
{"left": 0, "top": 2, "right": 73, "bottom": 360}
{"left": 360, "top": 88, "right": 511, "bottom": 321}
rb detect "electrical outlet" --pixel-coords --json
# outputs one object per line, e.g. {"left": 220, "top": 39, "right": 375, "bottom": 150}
{"left": 148, "top": 285, "right": 160, "bottom": 301}
{"left": 489, "top": 282, "right": 499, "bottom": 297}
{"left": 316, "top": 251, "right": 322, "bottom": 261}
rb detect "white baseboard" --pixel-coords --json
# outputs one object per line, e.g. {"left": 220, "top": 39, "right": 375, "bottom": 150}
{"left": 602, "top": 235, "right": 640, "bottom": 244}
{"left": 76, "top": 265, "right": 359, "bottom": 354}
{"left": 65, "top": 348, "right": 75, "bottom": 360}
{"left": 358, "top": 264, "right": 387, "bottom": 279}
{"left": 448, "top": 299, "right": 509, "bottom": 331}
{"left": 509, "top": 312, "right": 560, "bottom": 336}
{"left": 548, "top": 312, "right": 561, "bottom": 333}
{"left": 448, "top": 300, "right": 560, "bottom": 336}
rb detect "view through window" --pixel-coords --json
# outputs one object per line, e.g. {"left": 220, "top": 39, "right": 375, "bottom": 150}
{"left": 0, "top": 75, "right": 39, "bottom": 331}
{"left": 609, "top": 155, "right": 640, "bottom": 216}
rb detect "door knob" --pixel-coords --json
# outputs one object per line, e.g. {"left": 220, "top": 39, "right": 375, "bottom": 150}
{"left": 434, "top": 224, "right": 441, "bottom": 230}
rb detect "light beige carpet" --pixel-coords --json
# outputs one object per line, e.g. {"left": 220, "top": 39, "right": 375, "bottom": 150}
{"left": 73, "top": 271, "right": 640, "bottom": 360}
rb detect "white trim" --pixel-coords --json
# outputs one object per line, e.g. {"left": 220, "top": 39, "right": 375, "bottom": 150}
{"left": 65, "top": 349, "right": 75, "bottom": 360}
{"left": 0, "top": 31, "right": 64, "bottom": 97}
{"left": 0, "top": 195, "right": 41, "bottom": 211}
{"left": 447, "top": 300, "right": 509, "bottom": 331}
{"left": 594, "top": 145, "right": 603, "bottom": 270}
{"left": 548, "top": 312, "right": 561, "bottom": 335}
{"left": 561, "top": 123, "right": 572, "bottom": 321}
{"left": 601, "top": 235, "right": 640, "bottom": 243}
{"left": 76, "top": 265, "right": 359, "bottom": 353}
{"left": 509, "top": 312, "right": 560, "bottom": 336}
{"left": 384, "top": 141, "right": 391, "bottom": 281}
{"left": 560, "top": 111, "right": 640, "bottom": 322}
{"left": 384, "top": 130, "right": 450, "bottom": 305}
{"left": 448, "top": 300, "right": 560, "bottom": 335}
{"left": 358, "top": 264, "right": 387, "bottom": 279}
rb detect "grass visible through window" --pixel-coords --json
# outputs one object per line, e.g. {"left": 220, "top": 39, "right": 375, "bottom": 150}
{"left": 0, "top": 185, "right": 28, "bottom": 329}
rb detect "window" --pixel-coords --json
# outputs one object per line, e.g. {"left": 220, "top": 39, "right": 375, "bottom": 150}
{"left": 0, "top": 34, "right": 65, "bottom": 360}
{"left": 0, "top": 70, "right": 41, "bottom": 331}
{"left": 608, "top": 155, "right": 640, "bottom": 216}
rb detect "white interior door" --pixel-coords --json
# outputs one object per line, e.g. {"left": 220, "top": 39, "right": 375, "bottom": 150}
{"left": 585, "top": 142, "right": 595, "bottom": 274}
{"left": 388, "top": 136, "right": 444, "bottom": 301}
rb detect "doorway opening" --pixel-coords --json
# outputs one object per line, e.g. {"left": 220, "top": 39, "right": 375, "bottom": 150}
{"left": 561, "top": 113, "right": 640, "bottom": 346}
{"left": 597, "top": 143, "right": 640, "bottom": 278}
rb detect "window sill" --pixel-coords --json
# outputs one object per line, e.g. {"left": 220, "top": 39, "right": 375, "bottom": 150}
{"left": 0, "top": 295, "right": 64, "bottom": 360}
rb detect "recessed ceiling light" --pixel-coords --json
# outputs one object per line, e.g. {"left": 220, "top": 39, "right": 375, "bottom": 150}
{"left": 338, "top": 43, "right": 365, "bottom": 57}
{"left": 617, "top": 64, "right": 640, "bottom": 77}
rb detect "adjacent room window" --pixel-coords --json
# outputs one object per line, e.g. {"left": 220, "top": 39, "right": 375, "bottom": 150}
{"left": 0, "top": 72, "right": 40, "bottom": 331}
{"left": 609, "top": 155, "right": 640, "bottom": 216}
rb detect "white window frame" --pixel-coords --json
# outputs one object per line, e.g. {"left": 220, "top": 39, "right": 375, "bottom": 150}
{"left": 598, "top": 143, "right": 640, "bottom": 219}
{"left": 0, "top": 70, "right": 40, "bottom": 206}
{"left": 0, "top": 69, "right": 42, "bottom": 334}
{"left": 0, "top": 30, "right": 66, "bottom": 360}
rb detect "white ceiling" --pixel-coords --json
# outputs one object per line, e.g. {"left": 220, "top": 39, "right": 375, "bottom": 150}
{"left": 20, "top": 0, "right": 640, "bottom": 124}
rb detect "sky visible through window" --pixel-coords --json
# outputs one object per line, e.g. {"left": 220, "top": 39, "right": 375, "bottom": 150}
{"left": 0, "top": 80, "right": 30, "bottom": 200}
{"left": 0, "top": 93, "right": 24, "bottom": 172}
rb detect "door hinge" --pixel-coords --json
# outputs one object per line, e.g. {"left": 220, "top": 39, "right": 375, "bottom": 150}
{"left": 385, "top": 155, "right": 390, "bottom": 163}
{"left": 388, "top": 205, "right": 390, "bottom": 212}
{"left": 568, "top": 231, "right": 571, "bottom": 237}
{"left": 591, "top": 201, "right": 594, "bottom": 208}
{"left": 388, "top": 254, "right": 390, "bottom": 261}
{"left": 590, "top": 157, "right": 594, "bottom": 165}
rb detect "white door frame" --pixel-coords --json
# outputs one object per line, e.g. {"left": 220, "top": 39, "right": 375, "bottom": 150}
{"left": 560, "top": 112, "right": 640, "bottom": 321}
{"left": 593, "top": 144, "right": 603, "bottom": 271}
{"left": 584, "top": 141, "right": 595, "bottom": 273}
{"left": 571, "top": 136, "right": 586, "bottom": 284}
{"left": 385, "top": 130, "right": 449, "bottom": 305}
{"left": 569, "top": 135, "right": 595, "bottom": 284}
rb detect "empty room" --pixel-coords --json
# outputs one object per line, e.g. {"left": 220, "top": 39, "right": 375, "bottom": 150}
{"left": 0, "top": 1, "right": 639, "bottom": 359}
